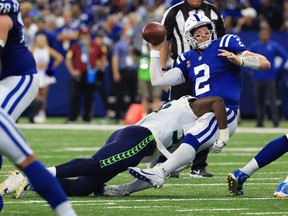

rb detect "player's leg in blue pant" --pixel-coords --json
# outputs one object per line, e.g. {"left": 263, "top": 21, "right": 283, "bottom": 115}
{"left": 54, "top": 125, "right": 156, "bottom": 196}
{"left": 228, "top": 135, "right": 288, "bottom": 195}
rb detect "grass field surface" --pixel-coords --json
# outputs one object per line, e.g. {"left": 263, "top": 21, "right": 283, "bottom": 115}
{"left": 0, "top": 119, "right": 288, "bottom": 215}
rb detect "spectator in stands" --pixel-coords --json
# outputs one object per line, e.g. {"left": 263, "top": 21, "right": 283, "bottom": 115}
{"left": 234, "top": 7, "right": 260, "bottom": 32}
{"left": 92, "top": 31, "right": 110, "bottom": 118}
{"left": 45, "top": 14, "right": 58, "bottom": 33}
{"left": 65, "top": 26, "right": 106, "bottom": 123}
{"left": 126, "top": 0, "right": 148, "bottom": 20}
{"left": 23, "top": 14, "right": 38, "bottom": 50}
{"left": 220, "top": 0, "right": 250, "bottom": 33}
{"left": 54, "top": 8, "right": 79, "bottom": 57}
{"left": 70, "top": 1, "right": 93, "bottom": 28}
{"left": 20, "top": 1, "right": 33, "bottom": 17}
{"left": 32, "top": 0, "right": 50, "bottom": 18}
{"left": 250, "top": 27, "right": 288, "bottom": 128}
{"left": 281, "top": 0, "right": 288, "bottom": 32}
{"left": 138, "top": 40, "right": 162, "bottom": 116}
{"left": 92, "top": 14, "right": 123, "bottom": 118}
{"left": 112, "top": 23, "right": 139, "bottom": 122}
{"left": 36, "top": 16, "right": 57, "bottom": 48}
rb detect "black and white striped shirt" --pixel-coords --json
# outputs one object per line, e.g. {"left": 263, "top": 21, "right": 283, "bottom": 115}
{"left": 161, "top": 0, "right": 225, "bottom": 60}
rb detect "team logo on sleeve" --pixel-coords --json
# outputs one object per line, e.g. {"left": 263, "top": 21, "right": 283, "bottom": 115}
{"left": 186, "top": 60, "right": 191, "bottom": 68}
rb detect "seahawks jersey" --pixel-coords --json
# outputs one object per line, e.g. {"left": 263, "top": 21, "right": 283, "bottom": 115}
{"left": 175, "top": 34, "right": 247, "bottom": 112}
{"left": 0, "top": 1, "right": 37, "bottom": 79}
{"left": 136, "top": 95, "right": 198, "bottom": 152}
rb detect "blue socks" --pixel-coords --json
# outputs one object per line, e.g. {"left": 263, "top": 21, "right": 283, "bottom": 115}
{"left": 255, "top": 135, "right": 288, "bottom": 168}
{"left": 22, "top": 161, "right": 68, "bottom": 209}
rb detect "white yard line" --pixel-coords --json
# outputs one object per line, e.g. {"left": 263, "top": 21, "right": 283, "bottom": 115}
{"left": 2, "top": 197, "right": 278, "bottom": 205}
{"left": 16, "top": 124, "right": 287, "bottom": 133}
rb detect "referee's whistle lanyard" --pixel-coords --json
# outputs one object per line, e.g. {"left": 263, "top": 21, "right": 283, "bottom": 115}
{"left": 80, "top": 41, "right": 97, "bottom": 84}
{"left": 80, "top": 41, "right": 92, "bottom": 71}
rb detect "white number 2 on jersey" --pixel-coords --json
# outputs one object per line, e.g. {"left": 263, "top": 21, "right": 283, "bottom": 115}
{"left": 194, "top": 63, "right": 210, "bottom": 96}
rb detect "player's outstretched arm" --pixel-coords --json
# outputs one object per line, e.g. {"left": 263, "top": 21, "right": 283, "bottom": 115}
{"left": 149, "top": 49, "right": 185, "bottom": 86}
{"left": 218, "top": 49, "right": 271, "bottom": 71}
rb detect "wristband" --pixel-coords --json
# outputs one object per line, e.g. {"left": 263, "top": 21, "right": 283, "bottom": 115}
{"left": 150, "top": 50, "right": 160, "bottom": 58}
{"left": 219, "top": 128, "right": 230, "bottom": 143}
{"left": 240, "top": 58, "right": 244, "bottom": 66}
{"left": 240, "top": 56, "right": 260, "bottom": 70}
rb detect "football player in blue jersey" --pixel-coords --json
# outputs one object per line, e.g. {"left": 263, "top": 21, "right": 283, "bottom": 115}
{"left": 0, "top": 0, "right": 38, "bottom": 169}
{"left": 0, "top": 0, "right": 39, "bottom": 120}
{"left": 127, "top": 14, "right": 271, "bottom": 189}
{"left": 228, "top": 134, "right": 288, "bottom": 198}
{"left": 0, "top": 109, "right": 76, "bottom": 215}
{"left": 1, "top": 95, "right": 229, "bottom": 197}
{"left": 0, "top": 0, "right": 76, "bottom": 214}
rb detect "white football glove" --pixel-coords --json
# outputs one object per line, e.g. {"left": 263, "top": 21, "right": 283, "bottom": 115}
{"left": 210, "top": 128, "right": 230, "bottom": 153}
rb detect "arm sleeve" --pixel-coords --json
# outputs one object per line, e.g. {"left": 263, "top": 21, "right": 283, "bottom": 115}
{"left": 150, "top": 56, "right": 185, "bottom": 86}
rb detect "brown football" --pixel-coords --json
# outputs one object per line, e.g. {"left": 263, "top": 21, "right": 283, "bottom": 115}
{"left": 142, "top": 22, "right": 167, "bottom": 45}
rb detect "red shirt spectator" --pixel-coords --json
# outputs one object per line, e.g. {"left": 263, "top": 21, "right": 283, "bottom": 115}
{"left": 66, "top": 39, "right": 104, "bottom": 74}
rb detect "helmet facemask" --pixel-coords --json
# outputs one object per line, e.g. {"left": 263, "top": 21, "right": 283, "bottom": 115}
{"left": 184, "top": 15, "right": 216, "bottom": 50}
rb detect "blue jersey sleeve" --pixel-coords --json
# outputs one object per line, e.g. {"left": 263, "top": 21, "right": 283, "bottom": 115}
{"left": 175, "top": 51, "right": 190, "bottom": 81}
{"left": 219, "top": 34, "right": 247, "bottom": 54}
{"left": 0, "top": 0, "right": 20, "bottom": 14}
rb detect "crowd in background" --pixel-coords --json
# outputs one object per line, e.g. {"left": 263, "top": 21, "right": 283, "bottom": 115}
{"left": 18, "top": 0, "right": 288, "bottom": 124}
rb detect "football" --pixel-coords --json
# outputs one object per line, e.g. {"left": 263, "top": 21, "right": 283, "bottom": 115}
{"left": 142, "top": 22, "right": 167, "bottom": 45}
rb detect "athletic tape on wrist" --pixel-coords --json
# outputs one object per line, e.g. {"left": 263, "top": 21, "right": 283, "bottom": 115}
{"left": 240, "top": 56, "right": 260, "bottom": 70}
{"left": 150, "top": 50, "right": 160, "bottom": 58}
{"left": 219, "top": 128, "right": 230, "bottom": 144}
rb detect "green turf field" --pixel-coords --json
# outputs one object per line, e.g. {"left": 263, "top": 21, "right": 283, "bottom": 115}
{"left": 1, "top": 121, "right": 288, "bottom": 215}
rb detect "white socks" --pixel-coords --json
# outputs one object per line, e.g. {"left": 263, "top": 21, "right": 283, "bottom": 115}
{"left": 46, "top": 166, "right": 56, "bottom": 177}
{"left": 160, "top": 143, "right": 196, "bottom": 175}
{"left": 240, "top": 158, "right": 259, "bottom": 176}
{"left": 55, "top": 201, "right": 77, "bottom": 216}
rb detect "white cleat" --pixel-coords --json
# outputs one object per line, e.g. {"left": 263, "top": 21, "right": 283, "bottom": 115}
{"left": 100, "top": 185, "right": 130, "bottom": 197}
{"left": 128, "top": 165, "right": 166, "bottom": 188}
{"left": 0, "top": 170, "right": 24, "bottom": 196}
{"left": 15, "top": 177, "right": 32, "bottom": 199}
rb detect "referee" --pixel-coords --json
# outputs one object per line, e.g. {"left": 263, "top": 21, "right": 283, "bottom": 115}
{"left": 160, "top": 0, "right": 225, "bottom": 178}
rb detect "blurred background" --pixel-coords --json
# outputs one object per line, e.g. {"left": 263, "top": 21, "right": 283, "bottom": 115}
{"left": 17, "top": 0, "right": 288, "bottom": 126}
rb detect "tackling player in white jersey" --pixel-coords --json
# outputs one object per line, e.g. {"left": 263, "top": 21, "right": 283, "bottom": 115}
{"left": 1, "top": 95, "right": 229, "bottom": 197}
